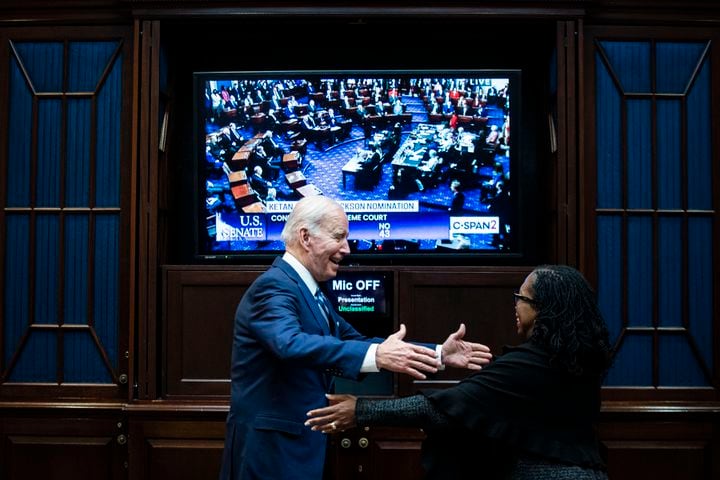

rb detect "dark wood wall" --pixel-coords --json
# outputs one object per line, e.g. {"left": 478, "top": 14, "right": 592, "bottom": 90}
{"left": 1, "top": 2, "right": 719, "bottom": 480}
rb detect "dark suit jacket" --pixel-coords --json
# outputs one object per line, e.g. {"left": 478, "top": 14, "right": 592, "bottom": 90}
{"left": 248, "top": 173, "right": 270, "bottom": 198}
{"left": 449, "top": 191, "right": 465, "bottom": 213}
{"left": 219, "top": 257, "right": 383, "bottom": 480}
{"left": 420, "top": 343, "right": 605, "bottom": 478}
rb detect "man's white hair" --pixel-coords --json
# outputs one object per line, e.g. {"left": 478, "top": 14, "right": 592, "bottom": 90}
{"left": 280, "top": 196, "right": 341, "bottom": 245}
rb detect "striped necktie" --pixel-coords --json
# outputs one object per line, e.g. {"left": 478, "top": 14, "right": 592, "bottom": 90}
{"left": 315, "top": 289, "right": 335, "bottom": 335}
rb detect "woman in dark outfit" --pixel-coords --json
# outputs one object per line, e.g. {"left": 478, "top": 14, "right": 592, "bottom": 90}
{"left": 306, "top": 265, "right": 613, "bottom": 479}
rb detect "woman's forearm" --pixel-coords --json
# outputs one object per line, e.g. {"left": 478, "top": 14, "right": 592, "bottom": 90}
{"left": 356, "top": 394, "right": 452, "bottom": 429}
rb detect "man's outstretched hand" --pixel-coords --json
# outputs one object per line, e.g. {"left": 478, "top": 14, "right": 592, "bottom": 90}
{"left": 376, "top": 324, "right": 440, "bottom": 380}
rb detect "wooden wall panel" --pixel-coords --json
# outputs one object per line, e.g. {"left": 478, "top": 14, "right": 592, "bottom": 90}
{"left": 162, "top": 267, "right": 265, "bottom": 399}
{"left": 364, "top": 428, "right": 426, "bottom": 480}
{"left": 162, "top": 266, "right": 533, "bottom": 398}
{"left": 599, "top": 415, "right": 719, "bottom": 480}
{"left": 7, "top": 436, "right": 117, "bottom": 479}
{"left": 0, "top": 409, "right": 126, "bottom": 480}
{"left": 397, "top": 267, "right": 532, "bottom": 395}
{"left": 605, "top": 440, "right": 707, "bottom": 479}
{"left": 128, "top": 415, "right": 226, "bottom": 480}
{"left": 326, "top": 426, "right": 425, "bottom": 480}
{"left": 2, "top": 405, "right": 716, "bottom": 480}
{"left": 146, "top": 439, "right": 223, "bottom": 480}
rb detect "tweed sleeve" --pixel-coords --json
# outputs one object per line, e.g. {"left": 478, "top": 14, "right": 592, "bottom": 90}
{"left": 356, "top": 394, "right": 453, "bottom": 429}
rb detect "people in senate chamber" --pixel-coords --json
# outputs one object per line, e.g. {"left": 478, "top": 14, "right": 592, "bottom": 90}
{"left": 216, "top": 126, "right": 240, "bottom": 158}
{"left": 259, "top": 130, "right": 284, "bottom": 159}
{"left": 228, "top": 122, "right": 244, "bottom": 145}
{"left": 248, "top": 145, "right": 278, "bottom": 181}
{"left": 374, "top": 98, "right": 385, "bottom": 116}
{"left": 392, "top": 98, "right": 404, "bottom": 115}
{"left": 307, "top": 98, "right": 318, "bottom": 116}
{"left": 301, "top": 113, "right": 329, "bottom": 150}
{"left": 458, "top": 96, "right": 474, "bottom": 116}
{"left": 265, "top": 109, "right": 281, "bottom": 132}
{"left": 448, "top": 179, "right": 465, "bottom": 213}
{"left": 248, "top": 165, "right": 276, "bottom": 201}
{"left": 218, "top": 195, "right": 493, "bottom": 480}
{"left": 388, "top": 166, "right": 419, "bottom": 199}
{"left": 307, "top": 264, "right": 613, "bottom": 480}
{"left": 418, "top": 148, "right": 443, "bottom": 190}
{"left": 486, "top": 124, "right": 500, "bottom": 146}
{"left": 429, "top": 100, "right": 441, "bottom": 115}
{"left": 321, "top": 107, "right": 343, "bottom": 145}
{"left": 270, "top": 94, "right": 282, "bottom": 112}
{"left": 284, "top": 95, "right": 299, "bottom": 119}
{"left": 442, "top": 97, "right": 455, "bottom": 116}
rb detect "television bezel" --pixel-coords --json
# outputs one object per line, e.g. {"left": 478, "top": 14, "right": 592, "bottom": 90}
{"left": 193, "top": 68, "right": 530, "bottom": 266}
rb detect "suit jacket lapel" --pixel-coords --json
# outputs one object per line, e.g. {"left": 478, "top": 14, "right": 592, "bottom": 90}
{"left": 274, "top": 257, "right": 333, "bottom": 335}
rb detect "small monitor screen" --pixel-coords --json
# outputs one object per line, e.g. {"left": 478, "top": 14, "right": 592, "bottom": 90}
{"left": 324, "top": 270, "right": 394, "bottom": 395}
{"left": 324, "top": 270, "right": 390, "bottom": 319}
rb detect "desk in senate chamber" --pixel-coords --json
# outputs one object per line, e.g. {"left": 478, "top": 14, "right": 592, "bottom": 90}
{"left": 340, "top": 123, "right": 486, "bottom": 194}
{"left": 391, "top": 123, "right": 481, "bottom": 189}
{"left": 341, "top": 151, "right": 367, "bottom": 189}
{"left": 342, "top": 147, "right": 383, "bottom": 190}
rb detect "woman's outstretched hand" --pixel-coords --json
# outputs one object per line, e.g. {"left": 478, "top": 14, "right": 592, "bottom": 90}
{"left": 441, "top": 323, "right": 493, "bottom": 370}
{"left": 305, "top": 394, "right": 358, "bottom": 434}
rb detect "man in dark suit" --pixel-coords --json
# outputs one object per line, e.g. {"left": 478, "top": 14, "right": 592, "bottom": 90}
{"left": 260, "top": 130, "right": 284, "bottom": 159}
{"left": 219, "top": 195, "right": 492, "bottom": 480}
{"left": 302, "top": 113, "right": 317, "bottom": 131}
{"left": 449, "top": 179, "right": 465, "bottom": 213}
{"left": 322, "top": 108, "right": 343, "bottom": 145}
{"left": 217, "top": 126, "right": 239, "bottom": 154}
{"left": 265, "top": 109, "right": 281, "bottom": 132}
{"left": 228, "top": 122, "right": 245, "bottom": 146}
{"left": 248, "top": 165, "right": 273, "bottom": 200}
{"left": 249, "top": 145, "right": 278, "bottom": 181}
{"left": 302, "top": 114, "right": 329, "bottom": 150}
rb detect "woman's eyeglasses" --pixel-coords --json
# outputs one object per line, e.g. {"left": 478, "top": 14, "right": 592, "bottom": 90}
{"left": 513, "top": 291, "right": 537, "bottom": 305}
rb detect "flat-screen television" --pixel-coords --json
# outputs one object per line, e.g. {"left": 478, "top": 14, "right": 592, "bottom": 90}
{"left": 195, "top": 69, "right": 523, "bottom": 263}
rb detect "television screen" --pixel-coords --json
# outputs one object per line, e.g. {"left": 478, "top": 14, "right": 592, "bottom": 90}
{"left": 195, "top": 70, "right": 519, "bottom": 261}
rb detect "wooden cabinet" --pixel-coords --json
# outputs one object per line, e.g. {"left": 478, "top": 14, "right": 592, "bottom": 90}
{"left": 0, "top": 406, "right": 127, "bottom": 480}
{"left": 326, "top": 426, "right": 426, "bottom": 480}
{"left": 127, "top": 409, "right": 227, "bottom": 480}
